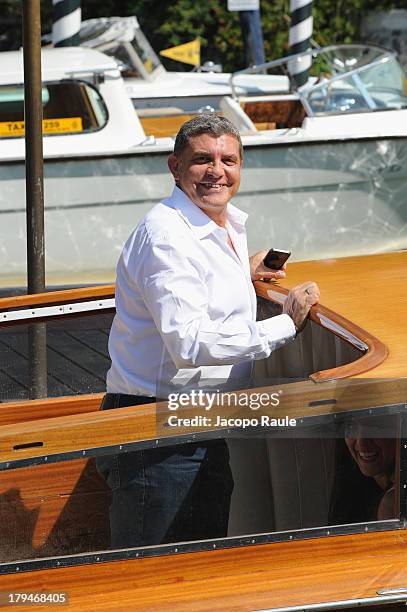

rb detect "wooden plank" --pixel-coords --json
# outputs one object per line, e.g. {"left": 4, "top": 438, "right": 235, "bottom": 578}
{"left": 66, "top": 328, "right": 110, "bottom": 357}
{"left": 7, "top": 332, "right": 106, "bottom": 395}
{"left": 0, "top": 285, "right": 115, "bottom": 311}
{"left": 44, "top": 330, "right": 110, "bottom": 383}
{"left": 1, "top": 531, "right": 407, "bottom": 610}
{"left": 0, "top": 394, "right": 102, "bottom": 426}
{"left": 0, "top": 377, "right": 405, "bottom": 464}
{"left": 0, "top": 337, "right": 31, "bottom": 393}
{"left": 0, "top": 334, "right": 74, "bottom": 399}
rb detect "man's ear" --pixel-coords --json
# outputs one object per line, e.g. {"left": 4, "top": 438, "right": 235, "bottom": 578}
{"left": 168, "top": 154, "right": 180, "bottom": 181}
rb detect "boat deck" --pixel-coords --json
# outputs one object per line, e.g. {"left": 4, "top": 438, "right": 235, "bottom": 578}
{"left": 1, "top": 530, "right": 407, "bottom": 611}
{"left": 278, "top": 251, "right": 407, "bottom": 379}
{"left": 0, "top": 315, "right": 112, "bottom": 402}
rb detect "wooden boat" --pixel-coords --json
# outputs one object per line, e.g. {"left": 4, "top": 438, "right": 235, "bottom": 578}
{"left": 0, "top": 251, "right": 406, "bottom": 610}
{"left": 1, "top": 44, "right": 406, "bottom": 287}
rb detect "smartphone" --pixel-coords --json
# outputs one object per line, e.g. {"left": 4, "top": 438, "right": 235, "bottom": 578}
{"left": 263, "top": 248, "right": 291, "bottom": 270}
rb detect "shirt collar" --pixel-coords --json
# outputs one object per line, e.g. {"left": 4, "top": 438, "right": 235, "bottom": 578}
{"left": 167, "top": 186, "right": 248, "bottom": 240}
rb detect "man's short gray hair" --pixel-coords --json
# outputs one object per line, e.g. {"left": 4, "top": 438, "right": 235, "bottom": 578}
{"left": 174, "top": 114, "right": 243, "bottom": 159}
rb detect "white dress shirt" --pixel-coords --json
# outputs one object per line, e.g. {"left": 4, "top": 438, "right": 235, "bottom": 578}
{"left": 106, "top": 186, "right": 296, "bottom": 397}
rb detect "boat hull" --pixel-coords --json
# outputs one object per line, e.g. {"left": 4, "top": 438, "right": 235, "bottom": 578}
{"left": 1, "top": 136, "right": 406, "bottom": 284}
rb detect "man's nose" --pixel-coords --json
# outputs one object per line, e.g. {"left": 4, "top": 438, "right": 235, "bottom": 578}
{"left": 355, "top": 436, "right": 373, "bottom": 451}
{"left": 206, "top": 159, "right": 223, "bottom": 175}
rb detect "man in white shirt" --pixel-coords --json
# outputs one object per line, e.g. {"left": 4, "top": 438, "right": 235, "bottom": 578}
{"left": 98, "top": 115, "right": 319, "bottom": 550}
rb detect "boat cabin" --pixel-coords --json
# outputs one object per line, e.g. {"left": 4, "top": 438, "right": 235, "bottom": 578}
{"left": 0, "top": 46, "right": 146, "bottom": 159}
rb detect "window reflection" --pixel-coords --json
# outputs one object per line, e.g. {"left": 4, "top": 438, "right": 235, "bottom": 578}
{"left": 330, "top": 415, "right": 397, "bottom": 524}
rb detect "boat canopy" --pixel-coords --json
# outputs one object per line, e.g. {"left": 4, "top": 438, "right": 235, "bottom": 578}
{"left": 0, "top": 47, "right": 121, "bottom": 86}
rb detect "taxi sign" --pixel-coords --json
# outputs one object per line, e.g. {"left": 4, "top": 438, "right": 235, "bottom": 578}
{"left": 0, "top": 117, "right": 83, "bottom": 137}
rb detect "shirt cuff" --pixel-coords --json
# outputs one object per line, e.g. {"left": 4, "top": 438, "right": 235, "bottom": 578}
{"left": 257, "top": 313, "right": 296, "bottom": 349}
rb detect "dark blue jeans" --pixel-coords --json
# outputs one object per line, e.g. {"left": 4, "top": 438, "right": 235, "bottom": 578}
{"left": 97, "top": 394, "right": 234, "bottom": 549}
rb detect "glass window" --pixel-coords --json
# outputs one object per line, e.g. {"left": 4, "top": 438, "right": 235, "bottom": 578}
{"left": 0, "top": 80, "right": 108, "bottom": 139}
{"left": 305, "top": 48, "right": 407, "bottom": 115}
{"left": 132, "top": 28, "right": 162, "bottom": 76}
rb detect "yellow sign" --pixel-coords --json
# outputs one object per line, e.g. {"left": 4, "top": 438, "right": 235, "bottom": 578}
{"left": 0, "top": 117, "right": 83, "bottom": 138}
{"left": 160, "top": 38, "right": 200, "bottom": 67}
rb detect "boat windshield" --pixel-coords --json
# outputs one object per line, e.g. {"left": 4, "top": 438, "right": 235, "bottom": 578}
{"left": 303, "top": 46, "right": 407, "bottom": 115}
{"left": 131, "top": 26, "right": 162, "bottom": 76}
{"left": 0, "top": 80, "right": 108, "bottom": 138}
{"left": 230, "top": 44, "right": 407, "bottom": 117}
{"left": 79, "top": 16, "right": 163, "bottom": 81}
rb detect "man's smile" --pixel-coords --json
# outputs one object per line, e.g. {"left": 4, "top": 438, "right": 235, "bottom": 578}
{"left": 357, "top": 450, "right": 379, "bottom": 462}
{"left": 199, "top": 182, "right": 228, "bottom": 190}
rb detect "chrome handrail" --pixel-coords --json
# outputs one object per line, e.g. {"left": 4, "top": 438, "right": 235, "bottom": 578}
{"left": 229, "top": 44, "right": 396, "bottom": 101}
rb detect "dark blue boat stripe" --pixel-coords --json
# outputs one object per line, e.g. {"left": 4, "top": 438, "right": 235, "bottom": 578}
{"left": 291, "top": 3, "right": 313, "bottom": 28}
{"left": 290, "top": 39, "right": 311, "bottom": 56}
{"left": 55, "top": 33, "right": 80, "bottom": 47}
{"left": 53, "top": 0, "right": 80, "bottom": 23}
{"left": 291, "top": 71, "right": 309, "bottom": 86}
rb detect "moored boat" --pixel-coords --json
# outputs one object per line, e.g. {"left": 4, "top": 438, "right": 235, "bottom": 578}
{"left": 0, "top": 44, "right": 406, "bottom": 286}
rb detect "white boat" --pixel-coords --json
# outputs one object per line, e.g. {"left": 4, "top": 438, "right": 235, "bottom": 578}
{"left": 0, "top": 44, "right": 406, "bottom": 286}
{"left": 78, "top": 16, "right": 293, "bottom": 118}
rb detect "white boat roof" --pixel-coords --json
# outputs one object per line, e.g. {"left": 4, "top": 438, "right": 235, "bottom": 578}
{"left": 0, "top": 47, "right": 119, "bottom": 86}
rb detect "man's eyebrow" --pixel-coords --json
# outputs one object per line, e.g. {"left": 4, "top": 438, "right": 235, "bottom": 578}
{"left": 191, "top": 151, "right": 239, "bottom": 158}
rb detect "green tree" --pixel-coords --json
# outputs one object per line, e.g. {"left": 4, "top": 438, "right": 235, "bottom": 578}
{"left": 0, "top": 0, "right": 404, "bottom": 69}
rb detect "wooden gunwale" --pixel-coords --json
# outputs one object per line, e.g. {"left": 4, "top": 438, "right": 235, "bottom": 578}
{"left": 255, "top": 281, "right": 388, "bottom": 382}
{"left": 0, "top": 377, "right": 405, "bottom": 465}
{"left": 0, "top": 285, "right": 115, "bottom": 311}
{"left": 1, "top": 530, "right": 407, "bottom": 611}
{"left": 0, "top": 279, "right": 387, "bottom": 384}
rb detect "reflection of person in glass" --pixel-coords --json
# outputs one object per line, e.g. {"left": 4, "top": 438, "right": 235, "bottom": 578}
{"left": 344, "top": 416, "right": 396, "bottom": 520}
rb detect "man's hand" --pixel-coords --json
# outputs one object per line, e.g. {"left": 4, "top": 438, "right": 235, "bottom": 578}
{"left": 249, "top": 250, "right": 287, "bottom": 281}
{"left": 283, "top": 281, "right": 320, "bottom": 332}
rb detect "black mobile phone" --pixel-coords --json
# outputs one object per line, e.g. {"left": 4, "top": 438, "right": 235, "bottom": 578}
{"left": 263, "top": 248, "right": 291, "bottom": 270}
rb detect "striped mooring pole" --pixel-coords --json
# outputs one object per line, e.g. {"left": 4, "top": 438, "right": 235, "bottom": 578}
{"left": 52, "top": 0, "right": 81, "bottom": 47}
{"left": 288, "top": 0, "right": 313, "bottom": 88}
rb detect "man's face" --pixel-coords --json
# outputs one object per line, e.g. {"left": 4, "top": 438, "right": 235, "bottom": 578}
{"left": 345, "top": 417, "right": 396, "bottom": 479}
{"left": 168, "top": 133, "right": 242, "bottom": 223}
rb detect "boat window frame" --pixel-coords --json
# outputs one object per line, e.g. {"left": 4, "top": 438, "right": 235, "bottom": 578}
{"left": 0, "top": 78, "right": 109, "bottom": 140}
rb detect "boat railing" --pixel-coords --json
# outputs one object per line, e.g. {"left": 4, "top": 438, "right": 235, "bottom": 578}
{"left": 229, "top": 44, "right": 399, "bottom": 117}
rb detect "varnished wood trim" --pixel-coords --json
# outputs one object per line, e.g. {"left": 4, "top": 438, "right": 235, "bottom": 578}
{"left": 254, "top": 281, "right": 389, "bottom": 382}
{"left": 0, "top": 378, "right": 405, "bottom": 464}
{"left": 0, "top": 394, "right": 103, "bottom": 426}
{"left": 0, "top": 285, "right": 115, "bottom": 311}
{"left": 1, "top": 527, "right": 407, "bottom": 610}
